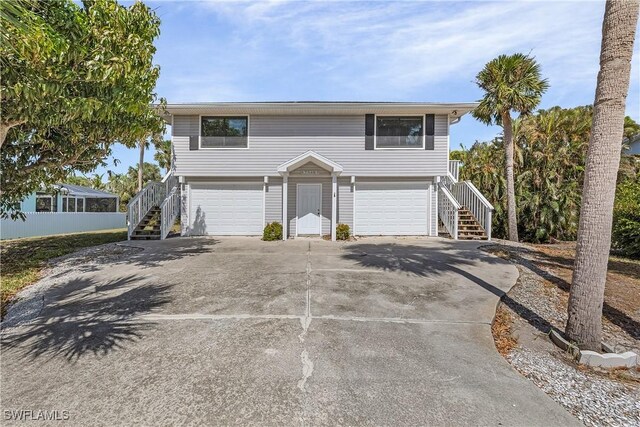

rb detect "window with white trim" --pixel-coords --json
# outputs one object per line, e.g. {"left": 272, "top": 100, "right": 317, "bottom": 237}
{"left": 35, "top": 193, "right": 57, "bottom": 212}
{"left": 201, "top": 116, "right": 248, "bottom": 148}
{"left": 375, "top": 116, "right": 424, "bottom": 149}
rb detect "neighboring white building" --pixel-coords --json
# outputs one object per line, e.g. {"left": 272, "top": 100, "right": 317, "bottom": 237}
{"left": 129, "top": 102, "right": 493, "bottom": 241}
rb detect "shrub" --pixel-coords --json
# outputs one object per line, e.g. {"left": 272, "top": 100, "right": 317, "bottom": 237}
{"left": 336, "top": 223, "right": 350, "bottom": 240}
{"left": 612, "top": 180, "right": 640, "bottom": 258}
{"left": 263, "top": 222, "right": 283, "bottom": 241}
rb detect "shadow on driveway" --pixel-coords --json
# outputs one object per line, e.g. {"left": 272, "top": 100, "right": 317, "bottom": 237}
{"left": 342, "top": 242, "right": 557, "bottom": 334}
{"left": 1, "top": 275, "right": 172, "bottom": 362}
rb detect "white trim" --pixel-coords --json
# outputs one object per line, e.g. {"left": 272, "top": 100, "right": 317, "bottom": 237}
{"left": 296, "top": 183, "right": 322, "bottom": 237}
{"left": 428, "top": 183, "right": 432, "bottom": 236}
{"left": 262, "top": 178, "right": 267, "bottom": 229}
{"left": 331, "top": 174, "right": 337, "bottom": 241}
{"left": 282, "top": 174, "right": 288, "bottom": 240}
{"left": 374, "top": 114, "right": 426, "bottom": 150}
{"left": 277, "top": 151, "right": 343, "bottom": 174}
{"left": 198, "top": 114, "right": 250, "bottom": 150}
{"left": 353, "top": 180, "right": 357, "bottom": 236}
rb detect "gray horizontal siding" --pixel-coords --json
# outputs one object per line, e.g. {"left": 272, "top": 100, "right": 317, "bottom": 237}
{"left": 337, "top": 178, "right": 354, "bottom": 230}
{"left": 173, "top": 114, "right": 449, "bottom": 177}
{"left": 265, "top": 177, "right": 282, "bottom": 224}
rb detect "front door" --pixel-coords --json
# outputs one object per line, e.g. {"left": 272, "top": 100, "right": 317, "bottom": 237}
{"left": 297, "top": 184, "right": 322, "bottom": 235}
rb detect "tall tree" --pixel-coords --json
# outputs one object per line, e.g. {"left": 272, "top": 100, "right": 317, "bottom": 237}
{"left": 566, "top": 0, "right": 639, "bottom": 350}
{"left": 473, "top": 53, "right": 549, "bottom": 241}
{"left": 0, "top": 0, "right": 164, "bottom": 217}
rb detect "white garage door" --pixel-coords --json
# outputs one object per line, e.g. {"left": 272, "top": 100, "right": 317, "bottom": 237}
{"left": 189, "top": 183, "right": 263, "bottom": 235}
{"left": 355, "top": 182, "right": 430, "bottom": 235}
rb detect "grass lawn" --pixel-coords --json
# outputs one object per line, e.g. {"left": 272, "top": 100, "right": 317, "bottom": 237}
{"left": 1, "top": 229, "right": 127, "bottom": 311}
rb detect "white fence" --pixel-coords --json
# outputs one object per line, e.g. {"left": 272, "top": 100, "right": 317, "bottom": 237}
{"left": 1, "top": 212, "right": 126, "bottom": 240}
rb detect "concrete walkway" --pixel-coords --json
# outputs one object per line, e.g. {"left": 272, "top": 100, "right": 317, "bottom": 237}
{"left": 1, "top": 237, "right": 579, "bottom": 426}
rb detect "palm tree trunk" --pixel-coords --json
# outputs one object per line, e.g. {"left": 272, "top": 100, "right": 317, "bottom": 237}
{"left": 138, "top": 141, "right": 144, "bottom": 192}
{"left": 502, "top": 112, "right": 519, "bottom": 241}
{"left": 566, "top": 0, "right": 639, "bottom": 350}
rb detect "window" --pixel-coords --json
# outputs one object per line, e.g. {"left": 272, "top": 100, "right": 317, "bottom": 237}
{"left": 85, "top": 198, "right": 117, "bottom": 212}
{"left": 62, "top": 196, "right": 76, "bottom": 212}
{"left": 35, "top": 193, "right": 56, "bottom": 212}
{"left": 62, "top": 196, "right": 86, "bottom": 212}
{"left": 200, "top": 116, "right": 248, "bottom": 148}
{"left": 375, "top": 116, "right": 424, "bottom": 149}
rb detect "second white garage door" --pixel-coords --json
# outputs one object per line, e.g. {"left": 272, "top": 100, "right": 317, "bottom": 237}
{"left": 189, "top": 183, "right": 263, "bottom": 235}
{"left": 355, "top": 182, "right": 430, "bottom": 235}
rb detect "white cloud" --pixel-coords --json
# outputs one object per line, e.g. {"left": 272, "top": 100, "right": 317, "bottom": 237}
{"left": 155, "top": 0, "right": 638, "bottom": 119}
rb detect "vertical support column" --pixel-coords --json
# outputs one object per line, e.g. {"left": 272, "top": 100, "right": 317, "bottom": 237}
{"left": 331, "top": 173, "right": 337, "bottom": 241}
{"left": 282, "top": 173, "right": 288, "bottom": 240}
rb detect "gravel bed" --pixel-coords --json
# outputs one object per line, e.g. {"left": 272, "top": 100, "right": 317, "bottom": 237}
{"left": 1, "top": 243, "right": 143, "bottom": 329}
{"left": 509, "top": 348, "right": 640, "bottom": 427}
{"left": 485, "top": 241, "right": 640, "bottom": 426}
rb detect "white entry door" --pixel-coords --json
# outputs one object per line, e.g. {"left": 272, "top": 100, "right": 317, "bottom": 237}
{"left": 297, "top": 184, "right": 322, "bottom": 235}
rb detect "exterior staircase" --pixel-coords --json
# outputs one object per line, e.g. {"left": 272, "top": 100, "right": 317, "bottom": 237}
{"left": 438, "top": 160, "right": 494, "bottom": 241}
{"left": 127, "top": 171, "right": 180, "bottom": 241}
{"left": 457, "top": 207, "right": 488, "bottom": 240}
{"left": 130, "top": 207, "right": 161, "bottom": 240}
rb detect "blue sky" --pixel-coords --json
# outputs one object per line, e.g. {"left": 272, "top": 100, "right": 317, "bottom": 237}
{"left": 97, "top": 0, "right": 640, "bottom": 177}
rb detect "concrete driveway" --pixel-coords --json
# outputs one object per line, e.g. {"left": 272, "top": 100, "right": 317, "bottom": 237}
{"left": 1, "top": 237, "right": 578, "bottom": 426}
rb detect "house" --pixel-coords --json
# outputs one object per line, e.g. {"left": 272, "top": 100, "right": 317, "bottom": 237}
{"left": 19, "top": 184, "right": 119, "bottom": 213}
{"left": 129, "top": 102, "right": 493, "bottom": 241}
{"left": 2, "top": 184, "right": 124, "bottom": 240}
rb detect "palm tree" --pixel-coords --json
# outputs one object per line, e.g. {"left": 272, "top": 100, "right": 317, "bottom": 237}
{"left": 154, "top": 139, "right": 172, "bottom": 173}
{"left": 473, "top": 53, "right": 549, "bottom": 241}
{"left": 566, "top": 0, "right": 639, "bottom": 350}
{"left": 137, "top": 139, "right": 149, "bottom": 192}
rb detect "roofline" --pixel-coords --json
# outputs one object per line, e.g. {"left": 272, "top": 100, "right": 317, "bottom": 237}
{"left": 158, "top": 101, "right": 479, "bottom": 121}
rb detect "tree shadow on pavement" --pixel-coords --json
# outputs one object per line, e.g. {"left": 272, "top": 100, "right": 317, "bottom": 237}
{"left": 1, "top": 274, "right": 172, "bottom": 362}
{"left": 487, "top": 245, "right": 640, "bottom": 341}
{"left": 341, "top": 242, "right": 556, "bottom": 334}
{"left": 48, "top": 237, "right": 220, "bottom": 278}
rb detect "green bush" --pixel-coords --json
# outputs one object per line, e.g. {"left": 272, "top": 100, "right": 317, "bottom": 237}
{"left": 336, "top": 223, "right": 350, "bottom": 240}
{"left": 263, "top": 222, "right": 283, "bottom": 241}
{"left": 612, "top": 180, "right": 640, "bottom": 258}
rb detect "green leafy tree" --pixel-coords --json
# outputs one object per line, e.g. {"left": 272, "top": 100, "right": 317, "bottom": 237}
{"left": 458, "top": 106, "right": 592, "bottom": 242}
{"left": 472, "top": 53, "right": 549, "bottom": 242}
{"left": 0, "top": 0, "right": 164, "bottom": 218}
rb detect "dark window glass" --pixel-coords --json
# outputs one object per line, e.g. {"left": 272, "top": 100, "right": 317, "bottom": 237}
{"left": 35, "top": 196, "right": 52, "bottom": 212}
{"left": 62, "top": 197, "right": 76, "bottom": 212}
{"left": 86, "top": 198, "right": 117, "bottom": 212}
{"left": 201, "top": 116, "right": 248, "bottom": 148}
{"left": 376, "top": 116, "right": 423, "bottom": 148}
{"left": 77, "top": 198, "right": 84, "bottom": 212}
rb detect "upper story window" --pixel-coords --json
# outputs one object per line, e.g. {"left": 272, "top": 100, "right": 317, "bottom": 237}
{"left": 375, "top": 116, "right": 424, "bottom": 149}
{"left": 200, "top": 116, "right": 248, "bottom": 148}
